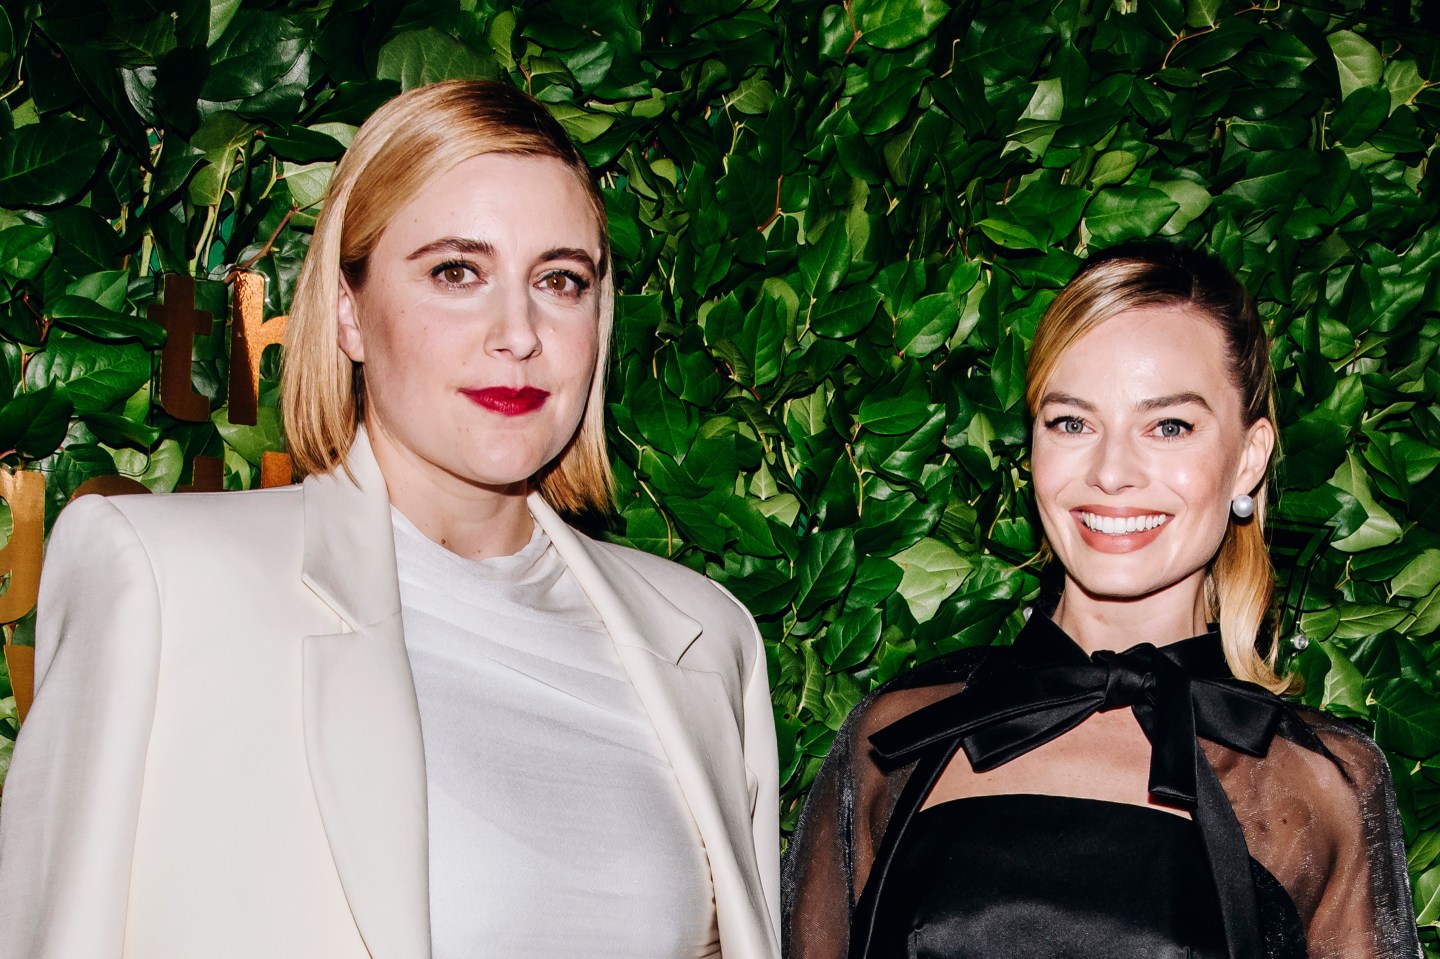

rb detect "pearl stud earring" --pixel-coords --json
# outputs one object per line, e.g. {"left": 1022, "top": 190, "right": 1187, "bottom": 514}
{"left": 1231, "top": 494, "right": 1255, "bottom": 519}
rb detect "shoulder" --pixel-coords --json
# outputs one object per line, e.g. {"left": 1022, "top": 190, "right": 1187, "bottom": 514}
{"left": 590, "top": 536, "right": 760, "bottom": 638}
{"left": 835, "top": 647, "right": 994, "bottom": 750}
{"left": 1284, "top": 704, "right": 1392, "bottom": 788}
{"left": 47, "top": 486, "right": 305, "bottom": 577}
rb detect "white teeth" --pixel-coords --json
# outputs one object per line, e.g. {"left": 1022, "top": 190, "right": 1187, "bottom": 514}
{"left": 1079, "top": 512, "right": 1168, "bottom": 535}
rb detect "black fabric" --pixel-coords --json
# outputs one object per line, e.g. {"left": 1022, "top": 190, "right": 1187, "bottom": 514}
{"left": 782, "top": 618, "right": 1421, "bottom": 959}
{"left": 858, "top": 613, "right": 1283, "bottom": 959}
{"left": 867, "top": 794, "right": 1234, "bottom": 959}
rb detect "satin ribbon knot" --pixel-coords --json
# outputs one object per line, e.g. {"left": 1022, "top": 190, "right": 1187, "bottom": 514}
{"left": 1094, "top": 644, "right": 1158, "bottom": 711}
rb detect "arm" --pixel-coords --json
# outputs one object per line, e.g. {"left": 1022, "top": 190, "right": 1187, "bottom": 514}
{"left": 0, "top": 495, "right": 163, "bottom": 958}
{"left": 1302, "top": 721, "right": 1421, "bottom": 959}
{"left": 714, "top": 581, "right": 783, "bottom": 953}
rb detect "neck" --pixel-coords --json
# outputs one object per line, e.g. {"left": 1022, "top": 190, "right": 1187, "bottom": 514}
{"left": 368, "top": 423, "right": 535, "bottom": 561}
{"left": 1052, "top": 570, "right": 1210, "bottom": 654}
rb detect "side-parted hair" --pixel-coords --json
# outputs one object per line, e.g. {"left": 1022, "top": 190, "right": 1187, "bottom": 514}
{"left": 1025, "top": 242, "right": 1288, "bottom": 692}
{"left": 280, "top": 80, "right": 615, "bottom": 514}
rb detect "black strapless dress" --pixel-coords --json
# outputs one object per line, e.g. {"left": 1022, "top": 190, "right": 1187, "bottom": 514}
{"left": 867, "top": 794, "right": 1303, "bottom": 959}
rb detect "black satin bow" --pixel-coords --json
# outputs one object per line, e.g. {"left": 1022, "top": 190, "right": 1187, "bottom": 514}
{"left": 852, "top": 613, "right": 1287, "bottom": 959}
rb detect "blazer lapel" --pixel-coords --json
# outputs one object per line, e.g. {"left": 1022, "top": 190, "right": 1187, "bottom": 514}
{"left": 301, "top": 430, "right": 430, "bottom": 959}
{"left": 530, "top": 495, "right": 776, "bottom": 958}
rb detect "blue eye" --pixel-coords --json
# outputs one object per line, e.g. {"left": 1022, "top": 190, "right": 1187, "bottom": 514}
{"left": 1155, "top": 419, "right": 1192, "bottom": 439}
{"left": 1045, "top": 416, "right": 1088, "bottom": 435}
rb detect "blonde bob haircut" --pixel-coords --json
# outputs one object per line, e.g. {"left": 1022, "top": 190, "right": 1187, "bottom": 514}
{"left": 281, "top": 79, "right": 614, "bottom": 515}
{"left": 1025, "top": 242, "right": 1288, "bottom": 692}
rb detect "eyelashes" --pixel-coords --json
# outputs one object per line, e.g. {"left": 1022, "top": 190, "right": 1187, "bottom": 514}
{"left": 1042, "top": 415, "right": 1195, "bottom": 440}
{"left": 429, "top": 260, "right": 593, "bottom": 297}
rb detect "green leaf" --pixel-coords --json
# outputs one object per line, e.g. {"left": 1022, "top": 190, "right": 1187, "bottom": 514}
{"left": 0, "top": 117, "right": 107, "bottom": 208}
{"left": 1315, "top": 640, "right": 1368, "bottom": 714}
{"left": 1089, "top": 150, "right": 1139, "bottom": 188}
{"left": 0, "top": 386, "right": 73, "bottom": 458}
{"left": 112, "top": 439, "right": 183, "bottom": 493}
{"left": 890, "top": 537, "right": 970, "bottom": 623}
{"left": 1391, "top": 549, "right": 1440, "bottom": 600}
{"left": 1328, "top": 30, "right": 1383, "bottom": 99}
{"left": 1373, "top": 678, "right": 1440, "bottom": 759}
{"left": 1329, "top": 452, "right": 1402, "bottom": 552}
{"left": 1330, "top": 85, "right": 1391, "bottom": 147}
{"left": 213, "top": 405, "right": 285, "bottom": 466}
{"left": 1084, "top": 187, "right": 1180, "bottom": 245}
{"left": 895, "top": 293, "right": 961, "bottom": 358}
{"left": 854, "top": 0, "right": 949, "bottom": 50}
{"left": 1333, "top": 604, "right": 1409, "bottom": 639}
{"left": 203, "top": 10, "right": 308, "bottom": 101}
{"left": 377, "top": 28, "right": 500, "bottom": 90}
{"left": 809, "top": 285, "right": 882, "bottom": 339}
{"left": 80, "top": 413, "right": 162, "bottom": 449}
{"left": 48, "top": 296, "right": 166, "bottom": 349}
{"left": 989, "top": 331, "right": 1026, "bottom": 411}
{"left": 821, "top": 607, "right": 883, "bottom": 669}
{"left": 0, "top": 224, "right": 54, "bottom": 280}
{"left": 794, "top": 529, "right": 857, "bottom": 618}
{"left": 976, "top": 217, "right": 1043, "bottom": 251}
{"left": 800, "top": 219, "right": 853, "bottom": 300}
{"left": 845, "top": 554, "right": 904, "bottom": 611}
{"left": 23, "top": 331, "right": 150, "bottom": 414}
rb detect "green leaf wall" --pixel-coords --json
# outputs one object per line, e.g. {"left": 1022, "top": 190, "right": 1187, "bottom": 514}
{"left": 2, "top": 0, "right": 1439, "bottom": 945}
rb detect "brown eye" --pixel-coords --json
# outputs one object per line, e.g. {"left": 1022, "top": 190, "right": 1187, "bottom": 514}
{"left": 543, "top": 272, "right": 570, "bottom": 292}
{"left": 440, "top": 265, "right": 468, "bottom": 284}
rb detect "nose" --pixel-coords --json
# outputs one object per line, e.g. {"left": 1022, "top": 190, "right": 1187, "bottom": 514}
{"left": 1086, "top": 429, "right": 1143, "bottom": 494}
{"left": 484, "top": 279, "right": 542, "bottom": 360}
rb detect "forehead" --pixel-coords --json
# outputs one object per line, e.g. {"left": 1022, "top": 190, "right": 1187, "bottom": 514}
{"left": 1046, "top": 306, "right": 1237, "bottom": 409}
{"left": 380, "top": 153, "right": 602, "bottom": 254}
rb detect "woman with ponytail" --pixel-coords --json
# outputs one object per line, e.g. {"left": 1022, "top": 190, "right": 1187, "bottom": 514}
{"left": 783, "top": 243, "right": 1418, "bottom": 959}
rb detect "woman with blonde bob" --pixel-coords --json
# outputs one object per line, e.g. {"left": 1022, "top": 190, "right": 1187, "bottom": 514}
{"left": 0, "top": 80, "right": 780, "bottom": 959}
{"left": 783, "top": 243, "right": 1418, "bottom": 959}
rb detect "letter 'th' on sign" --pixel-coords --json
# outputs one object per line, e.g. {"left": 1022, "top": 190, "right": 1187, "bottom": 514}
{"left": 228, "top": 272, "right": 288, "bottom": 427}
{"left": 150, "top": 274, "right": 213, "bottom": 423}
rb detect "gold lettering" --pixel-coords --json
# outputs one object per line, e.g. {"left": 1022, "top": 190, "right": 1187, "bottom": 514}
{"left": 178, "top": 456, "right": 224, "bottom": 493}
{"left": 4, "top": 644, "right": 33, "bottom": 724}
{"left": 69, "top": 476, "right": 152, "bottom": 501}
{"left": 261, "top": 452, "right": 293, "bottom": 489}
{"left": 227, "top": 272, "right": 288, "bottom": 427}
{"left": 150, "top": 274, "right": 213, "bottom": 423}
{"left": 0, "top": 469, "right": 44, "bottom": 623}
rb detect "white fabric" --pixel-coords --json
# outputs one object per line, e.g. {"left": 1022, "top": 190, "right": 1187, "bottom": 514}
{"left": 391, "top": 508, "right": 720, "bottom": 959}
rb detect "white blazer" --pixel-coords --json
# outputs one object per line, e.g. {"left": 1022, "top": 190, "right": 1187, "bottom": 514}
{"left": 0, "top": 432, "right": 781, "bottom": 959}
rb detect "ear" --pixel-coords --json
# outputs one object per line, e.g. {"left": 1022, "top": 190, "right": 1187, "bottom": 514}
{"left": 1232, "top": 417, "right": 1276, "bottom": 498}
{"left": 336, "top": 278, "right": 365, "bottom": 363}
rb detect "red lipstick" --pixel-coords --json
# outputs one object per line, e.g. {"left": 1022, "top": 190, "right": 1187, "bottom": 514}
{"left": 460, "top": 386, "right": 550, "bottom": 416}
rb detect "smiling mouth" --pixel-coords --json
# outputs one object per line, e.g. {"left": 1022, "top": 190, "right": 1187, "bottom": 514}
{"left": 1076, "top": 511, "right": 1171, "bottom": 535}
{"left": 459, "top": 387, "right": 550, "bottom": 416}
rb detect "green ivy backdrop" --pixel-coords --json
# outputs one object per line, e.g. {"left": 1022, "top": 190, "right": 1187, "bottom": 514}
{"left": 1, "top": 0, "right": 1439, "bottom": 946}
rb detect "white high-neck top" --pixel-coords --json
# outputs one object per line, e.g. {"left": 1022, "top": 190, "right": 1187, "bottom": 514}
{"left": 391, "top": 508, "right": 719, "bottom": 959}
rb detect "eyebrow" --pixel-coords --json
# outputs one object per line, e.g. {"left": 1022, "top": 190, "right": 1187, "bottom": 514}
{"left": 405, "top": 237, "right": 599, "bottom": 275}
{"left": 406, "top": 237, "right": 494, "bottom": 260}
{"left": 1038, "top": 390, "right": 1213, "bottom": 413}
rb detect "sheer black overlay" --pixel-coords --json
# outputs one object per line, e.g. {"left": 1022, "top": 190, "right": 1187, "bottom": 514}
{"left": 782, "top": 612, "right": 1419, "bottom": 959}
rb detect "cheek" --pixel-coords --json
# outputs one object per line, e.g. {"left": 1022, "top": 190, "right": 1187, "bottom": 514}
{"left": 1029, "top": 438, "right": 1073, "bottom": 511}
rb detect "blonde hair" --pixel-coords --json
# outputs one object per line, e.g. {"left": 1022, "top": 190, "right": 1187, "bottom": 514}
{"left": 281, "top": 80, "right": 615, "bottom": 514}
{"left": 1025, "top": 243, "right": 1288, "bottom": 692}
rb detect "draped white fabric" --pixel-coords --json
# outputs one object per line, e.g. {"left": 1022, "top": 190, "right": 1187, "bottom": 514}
{"left": 392, "top": 509, "right": 719, "bottom": 959}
